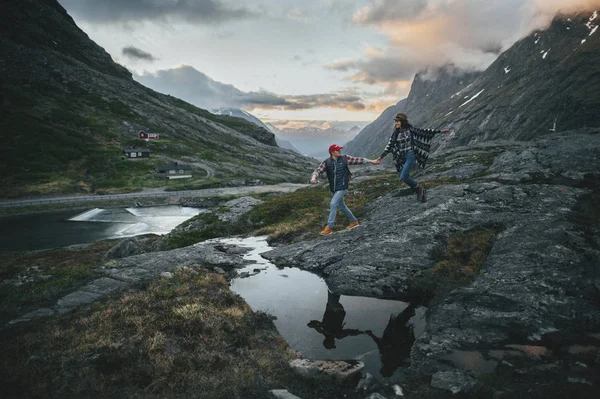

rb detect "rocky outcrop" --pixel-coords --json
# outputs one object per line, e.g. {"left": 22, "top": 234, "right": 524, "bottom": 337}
{"left": 104, "top": 237, "right": 144, "bottom": 259}
{"left": 9, "top": 240, "right": 251, "bottom": 324}
{"left": 263, "top": 129, "right": 600, "bottom": 392}
{"left": 218, "top": 196, "right": 264, "bottom": 223}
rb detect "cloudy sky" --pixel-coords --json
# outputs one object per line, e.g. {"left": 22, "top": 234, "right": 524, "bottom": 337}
{"left": 58, "top": 0, "right": 600, "bottom": 125}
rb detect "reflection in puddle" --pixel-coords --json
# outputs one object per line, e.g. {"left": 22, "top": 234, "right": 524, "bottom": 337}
{"left": 214, "top": 236, "right": 427, "bottom": 379}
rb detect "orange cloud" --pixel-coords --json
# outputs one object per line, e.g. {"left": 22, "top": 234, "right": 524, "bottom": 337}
{"left": 366, "top": 98, "right": 398, "bottom": 113}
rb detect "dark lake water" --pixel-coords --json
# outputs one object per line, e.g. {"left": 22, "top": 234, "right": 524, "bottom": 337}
{"left": 221, "top": 236, "right": 427, "bottom": 380}
{"left": 0, "top": 206, "right": 203, "bottom": 251}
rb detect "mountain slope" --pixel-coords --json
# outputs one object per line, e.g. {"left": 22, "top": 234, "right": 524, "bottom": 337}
{"left": 0, "top": 0, "right": 313, "bottom": 199}
{"left": 428, "top": 12, "right": 600, "bottom": 149}
{"left": 214, "top": 108, "right": 302, "bottom": 154}
{"left": 344, "top": 66, "right": 480, "bottom": 157}
{"left": 346, "top": 11, "right": 600, "bottom": 158}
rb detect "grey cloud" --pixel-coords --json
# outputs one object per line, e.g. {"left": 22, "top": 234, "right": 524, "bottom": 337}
{"left": 324, "top": 59, "right": 356, "bottom": 71}
{"left": 353, "top": 0, "right": 428, "bottom": 24}
{"left": 122, "top": 46, "right": 157, "bottom": 61}
{"left": 352, "top": 56, "right": 425, "bottom": 83}
{"left": 134, "top": 65, "right": 367, "bottom": 111}
{"left": 334, "top": 0, "right": 536, "bottom": 86}
{"left": 58, "top": 0, "right": 257, "bottom": 25}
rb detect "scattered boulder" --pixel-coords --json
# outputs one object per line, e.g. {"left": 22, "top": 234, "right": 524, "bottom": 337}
{"left": 218, "top": 196, "right": 264, "bottom": 223}
{"left": 104, "top": 237, "right": 144, "bottom": 259}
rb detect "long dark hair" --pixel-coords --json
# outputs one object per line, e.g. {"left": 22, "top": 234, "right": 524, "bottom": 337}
{"left": 396, "top": 120, "right": 412, "bottom": 129}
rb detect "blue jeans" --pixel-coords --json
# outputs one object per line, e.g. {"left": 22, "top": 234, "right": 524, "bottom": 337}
{"left": 398, "top": 151, "right": 418, "bottom": 189}
{"left": 328, "top": 189, "right": 357, "bottom": 227}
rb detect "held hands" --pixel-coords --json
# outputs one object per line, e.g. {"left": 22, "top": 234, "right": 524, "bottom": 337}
{"left": 310, "top": 178, "right": 317, "bottom": 184}
{"left": 367, "top": 158, "right": 381, "bottom": 165}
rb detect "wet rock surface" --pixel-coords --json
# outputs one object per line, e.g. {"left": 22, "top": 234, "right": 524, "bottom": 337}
{"left": 263, "top": 129, "right": 600, "bottom": 394}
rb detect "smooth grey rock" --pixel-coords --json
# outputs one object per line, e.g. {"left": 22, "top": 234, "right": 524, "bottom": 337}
{"left": 57, "top": 290, "right": 103, "bottom": 310}
{"left": 366, "top": 393, "right": 388, "bottom": 399}
{"left": 104, "top": 242, "right": 247, "bottom": 284}
{"left": 80, "top": 277, "right": 127, "bottom": 295}
{"left": 269, "top": 389, "right": 302, "bottom": 399}
{"left": 289, "top": 359, "right": 364, "bottom": 380}
{"left": 160, "top": 272, "right": 173, "bottom": 279}
{"left": 11, "top": 308, "right": 56, "bottom": 324}
{"left": 218, "top": 196, "right": 264, "bottom": 222}
{"left": 430, "top": 370, "right": 477, "bottom": 394}
{"left": 104, "top": 237, "right": 144, "bottom": 259}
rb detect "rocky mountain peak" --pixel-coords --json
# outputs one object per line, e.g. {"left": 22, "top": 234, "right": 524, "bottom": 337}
{"left": 345, "top": 9, "right": 600, "bottom": 158}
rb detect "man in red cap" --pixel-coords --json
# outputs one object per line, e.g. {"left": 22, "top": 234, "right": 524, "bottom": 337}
{"left": 311, "top": 144, "right": 379, "bottom": 235}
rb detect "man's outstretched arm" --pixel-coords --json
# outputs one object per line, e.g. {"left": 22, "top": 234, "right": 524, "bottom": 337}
{"left": 310, "top": 161, "right": 327, "bottom": 184}
{"left": 344, "top": 155, "right": 379, "bottom": 165}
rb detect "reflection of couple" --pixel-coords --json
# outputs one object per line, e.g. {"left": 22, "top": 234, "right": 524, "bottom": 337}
{"left": 366, "top": 304, "right": 417, "bottom": 377}
{"left": 306, "top": 291, "right": 363, "bottom": 349}
{"left": 307, "top": 291, "right": 417, "bottom": 377}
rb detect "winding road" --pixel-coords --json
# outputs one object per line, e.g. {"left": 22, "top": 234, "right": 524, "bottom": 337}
{"left": 0, "top": 183, "right": 310, "bottom": 208}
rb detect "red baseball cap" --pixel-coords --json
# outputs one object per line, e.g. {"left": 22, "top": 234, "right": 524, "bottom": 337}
{"left": 328, "top": 144, "right": 343, "bottom": 153}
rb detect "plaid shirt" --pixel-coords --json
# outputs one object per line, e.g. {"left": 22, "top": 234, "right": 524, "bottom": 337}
{"left": 311, "top": 155, "right": 367, "bottom": 180}
{"left": 381, "top": 128, "right": 412, "bottom": 160}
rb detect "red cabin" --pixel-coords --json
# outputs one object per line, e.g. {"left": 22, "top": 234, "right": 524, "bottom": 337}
{"left": 138, "top": 130, "right": 159, "bottom": 140}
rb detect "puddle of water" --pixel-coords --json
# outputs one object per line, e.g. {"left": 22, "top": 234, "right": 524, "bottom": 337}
{"left": 567, "top": 345, "right": 600, "bottom": 355}
{"left": 212, "top": 236, "right": 427, "bottom": 379}
{"left": 440, "top": 351, "right": 498, "bottom": 375}
{"left": 504, "top": 344, "right": 550, "bottom": 357}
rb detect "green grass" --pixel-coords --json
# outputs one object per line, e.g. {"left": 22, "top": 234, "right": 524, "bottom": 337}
{"left": 0, "top": 240, "right": 119, "bottom": 324}
{"left": 408, "top": 226, "right": 503, "bottom": 304}
{"left": 0, "top": 268, "right": 361, "bottom": 399}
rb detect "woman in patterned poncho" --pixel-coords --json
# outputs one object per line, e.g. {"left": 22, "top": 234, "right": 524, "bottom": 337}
{"left": 376, "top": 113, "right": 451, "bottom": 202}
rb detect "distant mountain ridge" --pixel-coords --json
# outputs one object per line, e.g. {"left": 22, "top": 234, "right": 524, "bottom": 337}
{"left": 345, "top": 11, "right": 600, "bottom": 157}
{"left": 214, "top": 108, "right": 302, "bottom": 154}
{"left": 274, "top": 126, "right": 359, "bottom": 159}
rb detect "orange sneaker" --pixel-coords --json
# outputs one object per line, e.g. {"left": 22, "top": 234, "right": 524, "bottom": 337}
{"left": 346, "top": 221, "right": 360, "bottom": 230}
{"left": 320, "top": 225, "right": 333, "bottom": 235}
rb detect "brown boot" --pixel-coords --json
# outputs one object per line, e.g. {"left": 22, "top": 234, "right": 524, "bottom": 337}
{"left": 416, "top": 184, "right": 425, "bottom": 202}
{"left": 320, "top": 225, "right": 333, "bottom": 235}
{"left": 346, "top": 221, "right": 360, "bottom": 230}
